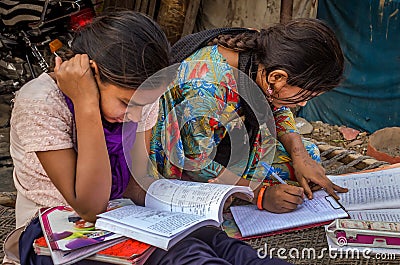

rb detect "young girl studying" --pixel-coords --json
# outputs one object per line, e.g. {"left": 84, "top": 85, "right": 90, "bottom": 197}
{"left": 5, "top": 10, "right": 291, "bottom": 265}
{"left": 149, "top": 18, "right": 349, "bottom": 214}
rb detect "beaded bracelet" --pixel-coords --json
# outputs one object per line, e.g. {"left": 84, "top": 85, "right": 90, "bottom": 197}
{"left": 257, "top": 186, "right": 267, "bottom": 210}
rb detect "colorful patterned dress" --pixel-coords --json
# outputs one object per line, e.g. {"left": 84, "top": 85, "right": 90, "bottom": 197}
{"left": 149, "top": 45, "right": 320, "bottom": 184}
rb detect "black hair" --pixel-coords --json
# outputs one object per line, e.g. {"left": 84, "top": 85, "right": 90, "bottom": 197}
{"left": 210, "top": 18, "right": 344, "bottom": 102}
{"left": 70, "top": 10, "right": 171, "bottom": 90}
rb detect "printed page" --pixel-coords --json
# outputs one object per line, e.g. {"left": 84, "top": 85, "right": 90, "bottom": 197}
{"left": 97, "top": 204, "right": 217, "bottom": 238}
{"left": 328, "top": 167, "right": 400, "bottom": 211}
{"left": 348, "top": 209, "right": 400, "bottom": 222}
{"left": 145, "top": 179, "right": 253, "bottom": 223}
{"left": 230, "top": 190, "right": 348, "bottom": 237}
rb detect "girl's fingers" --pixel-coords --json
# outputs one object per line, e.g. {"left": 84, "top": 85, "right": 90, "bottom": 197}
{"left": 283, "top": 185, "right": 304, "bottom": 197}
{"left": 297, "top": 177, "right": 313, "bottom": 199}
{"left": 325, "top": 186, "right": 339, "bottom": 200}
{"left": 80, "top": 54, "right": 90, "bottom": 67}
{"left": 333, "top": 184, "right": 348, "bottom": 193}
{"left": 311, "top": 184, "right": 322, "bottom": 191}
{"left": 54, "top": 56, "right": 63, "bottom": 73}
{"left": 282, "top": 193, "right": 304, "bottom": 206}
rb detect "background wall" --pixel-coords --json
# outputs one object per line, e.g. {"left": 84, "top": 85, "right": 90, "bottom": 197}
{"left": 298, "top": 0, "right": 400, "bottom": 133}
{"left": 195, "top": 0, "right": 317, "bottom": 30}
{"left": 98, "top": 0, "right": 400, "bottom": 133}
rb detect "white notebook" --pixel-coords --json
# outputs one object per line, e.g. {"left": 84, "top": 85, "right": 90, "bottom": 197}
{"left": 231, "top": 189, "right": 348, "bottom": 237}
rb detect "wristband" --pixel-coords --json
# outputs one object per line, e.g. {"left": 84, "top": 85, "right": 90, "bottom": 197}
{"left": 257, "top": 186, "right": 267, "bottom": 210}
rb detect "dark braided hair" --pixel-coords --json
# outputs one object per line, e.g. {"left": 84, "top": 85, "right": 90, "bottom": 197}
{"left": 209, "top": 18, "right": 344, "bottom": 103}
{"left": 207, "top": 31, "right": 258, "bottom": 51}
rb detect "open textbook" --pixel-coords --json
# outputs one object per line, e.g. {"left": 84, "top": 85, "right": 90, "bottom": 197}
{"left": 95, "top": 179, "right": 254, "bottom": 250}
{"left": 327, "top": 166, "right": 400, "bottom": 211}
{"left": 230, "top": 189, "right": 348, "bottom": 238}
{"left": 325, "top": 166, "right": 400, "bottom": 255}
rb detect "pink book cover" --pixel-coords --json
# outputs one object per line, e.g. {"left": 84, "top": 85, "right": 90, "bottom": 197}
{"left": 39, "top": 199, "right": 134, "bottom": 251}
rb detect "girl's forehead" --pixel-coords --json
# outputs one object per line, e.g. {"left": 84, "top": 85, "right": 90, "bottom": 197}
{"left": 129, "top": 86, "right": 165, "bottom": 105}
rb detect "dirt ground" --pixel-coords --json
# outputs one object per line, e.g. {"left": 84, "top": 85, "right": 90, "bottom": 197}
{"left": 302, "top": 121, "right": 370, "bottom": 156}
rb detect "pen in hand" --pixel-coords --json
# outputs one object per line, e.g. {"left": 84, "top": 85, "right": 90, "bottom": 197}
{"left": 260, "top": 162, "right": 287, "bottom": 185}
{"left": 260, "top": 162, "right": 305, "bottom": 211}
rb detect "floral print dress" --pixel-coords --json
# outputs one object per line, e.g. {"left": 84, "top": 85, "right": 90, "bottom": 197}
{"left": 149, "top": 45, "right": 320, "bottom": 184}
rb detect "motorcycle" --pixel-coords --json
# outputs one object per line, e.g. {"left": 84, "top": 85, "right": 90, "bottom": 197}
{"left": 0, "top": 0, "right": 95, "bottom": 94}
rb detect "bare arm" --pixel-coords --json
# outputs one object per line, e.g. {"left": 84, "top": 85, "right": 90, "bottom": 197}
{"left": 279, "top": 132, "right": 347, "bottom": 199}
{"left": 123, "top": 129, "right": 156, "bottom": 205}
{"left": 37, "top": 55, "right": 111, "bottom": 222}
{"left": 130, "top": 130, "right": 151, "bottom": 180}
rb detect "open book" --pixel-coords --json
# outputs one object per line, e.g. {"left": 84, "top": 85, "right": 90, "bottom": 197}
{"left": 230, "top": 189, "right": 349, "bottom": 238}
{"left": 95, "top": 179, "right": 254, "bottom": 250}
{"left": 38, "top": 199, "right": 135, "bottom": 265}
{"left": 327, "top": 166, "right": 400, "bottom": 211}
{"left": 325, "top": 165, "right": 400, "bottom": 255}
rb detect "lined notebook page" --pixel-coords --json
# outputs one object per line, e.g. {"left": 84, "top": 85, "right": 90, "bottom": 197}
{"left": 230, "top": 190, "right": 348, "bottom": 237}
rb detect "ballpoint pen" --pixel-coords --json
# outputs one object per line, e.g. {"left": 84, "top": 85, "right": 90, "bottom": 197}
{"left": 260, "top": 162, "right": 287, "bottom": 185}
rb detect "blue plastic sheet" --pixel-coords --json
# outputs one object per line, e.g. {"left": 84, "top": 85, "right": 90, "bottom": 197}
{"left": 298, "top": 0, "right": 400, "bottom": 133}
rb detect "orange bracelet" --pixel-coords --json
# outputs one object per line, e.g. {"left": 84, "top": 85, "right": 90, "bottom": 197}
{"left": 257, "top": 186, "right": 267, "bottom": 210}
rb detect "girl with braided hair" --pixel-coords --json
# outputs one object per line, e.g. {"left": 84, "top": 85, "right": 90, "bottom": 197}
{"left": 149, "top": 18, "right": 348, "bottom": 213}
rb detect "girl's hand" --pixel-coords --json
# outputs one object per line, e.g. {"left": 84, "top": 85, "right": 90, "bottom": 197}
{"left": 293, "top": 156, "right": 348, "bottom": 200}
{"left": 262, "top": 185, "right": 304, "bottom": 213}
{"left": 54, "top": 54, "right": 99, "bottom": 106}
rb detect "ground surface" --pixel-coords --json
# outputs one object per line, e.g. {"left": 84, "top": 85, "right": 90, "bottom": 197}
{"left": 303, "top": 121, "right": 370, "bottom": 156}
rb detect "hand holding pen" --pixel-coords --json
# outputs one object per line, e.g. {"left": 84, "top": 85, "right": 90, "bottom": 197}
{"left": 257, "top": 162, "right": 305, "bottom": 213}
